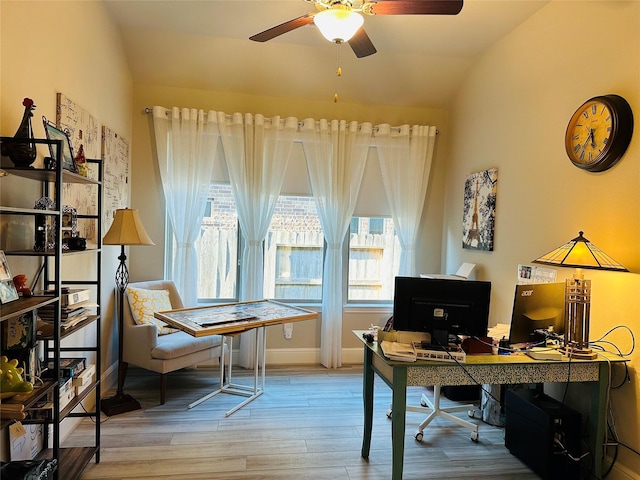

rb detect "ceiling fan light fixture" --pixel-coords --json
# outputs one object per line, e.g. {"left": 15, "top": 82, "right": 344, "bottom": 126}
{"left": 314, "top": 7, "right": 364, "bottom": 43}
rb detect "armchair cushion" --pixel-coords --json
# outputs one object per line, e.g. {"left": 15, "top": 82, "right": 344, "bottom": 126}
{"left": 126, "top": 286, "right": 178, "bottom": 335}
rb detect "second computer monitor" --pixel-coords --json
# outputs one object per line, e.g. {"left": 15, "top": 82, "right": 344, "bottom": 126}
{"left": 508, "top": 282, "right": 565, "bottom": 345}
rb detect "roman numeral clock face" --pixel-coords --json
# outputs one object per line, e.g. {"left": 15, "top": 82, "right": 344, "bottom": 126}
{"left": 565, "top": 95, "right": 634, "bottom": 172}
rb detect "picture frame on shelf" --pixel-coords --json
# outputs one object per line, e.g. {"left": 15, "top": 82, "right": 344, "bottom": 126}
{"left": 0, "top": 279, "right": 19, "bottom": 304}
{"left": 0, "top": 250, "right": 19, "bottom": 304}
{"left": 61, "top": 205, "right": 78, "bottom": 250}
{"left": 0, "top": 250, "right": 12, "bottom": 281}
{"left": 1, "top": 310, "right": 37, "bottom": 351}
{"left": 42, "top": 116, "right": 77, "bottom": 173}
{"left": 34, "top": 197, "right": 56, "bottom": 252}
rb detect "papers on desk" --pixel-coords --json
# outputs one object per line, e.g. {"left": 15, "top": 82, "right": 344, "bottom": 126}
{"left": 380, "top": 341, "right": 417, "bottom": 362}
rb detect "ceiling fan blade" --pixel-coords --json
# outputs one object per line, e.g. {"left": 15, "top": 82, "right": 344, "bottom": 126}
{"left": 369, "top": 0, "right": 463, "bottom": 16}
{"left": 348, "top": 28, "right": 377, "bottom": 58}
{"left": 250, "top": 14, "right": 315, "bottom": 42}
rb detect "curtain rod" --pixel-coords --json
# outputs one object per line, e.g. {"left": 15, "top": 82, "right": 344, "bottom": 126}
{"left": 143, "top": 107, "right": 439, "bottom": 134}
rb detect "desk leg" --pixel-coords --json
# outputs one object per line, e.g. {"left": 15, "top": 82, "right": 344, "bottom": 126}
{"left": 391, "top": 367, "right": 407, "bottom": 480}
{"left": 188, "top": 333, "right": 265, "bottom": 415}
{"left": 361, "top": 345, "right": 374, "bottom": 459}
{"left": 591, "top": 362, "right": 610, "bottom": 476}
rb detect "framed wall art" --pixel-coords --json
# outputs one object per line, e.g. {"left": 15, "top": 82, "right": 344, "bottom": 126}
{"left": 462, "top": 168, "right": 498, "bottom": 251}
{"left": 57, "top": 94, "right": 100, "bottom": 242}
{"left": 43, "top": 116, "right": 77, "bottom": 173}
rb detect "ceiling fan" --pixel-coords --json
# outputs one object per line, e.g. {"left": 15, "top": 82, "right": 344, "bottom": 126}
{"left": 250, "top": 0, "right": 464, "bottom": 58}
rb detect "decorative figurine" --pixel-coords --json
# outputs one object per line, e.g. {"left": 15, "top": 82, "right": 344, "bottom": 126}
{"left": 74, "top": 143, "right": 89, "bottom": 177}
{"left": 13, "top": 274, "right": 32, "bottom": 297}
{"left": 0, "top": 355, "right": 34, "bottom": 399}
{"left": 0, "top": 98, "right": 37, "bottom": 167}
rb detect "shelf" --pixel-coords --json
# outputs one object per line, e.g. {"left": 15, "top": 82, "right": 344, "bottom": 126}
{"left": 36, "top": 447, "right": 97, "bottom": 480}
{"left": 60, "top": 447, "right": 98, "bottom": 479}
{"left": 60, "top": 380, "right": 100, "bottom": 419}
{"left": 0, "top": 206, "right": 60, "bottom": 216}
{"left": 60, "top": 315, "right": 100, "bottom": 341}
{"left": 0, "top": 295, "right": 58, "bottom": 322}
{"left": 0, "top": 380, "right": 56, "bottom": 430}
{"left": 37, "top": 316, "right": 100, "bottom": 342}
{"left": 2, "top": 248, "right": 100, "bottom": 258}
{"left": 1, "top": 166, "right": 101, "bottom": 186}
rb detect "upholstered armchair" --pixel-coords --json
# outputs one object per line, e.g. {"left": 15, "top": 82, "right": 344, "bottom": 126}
{"left": 122, "top": 280, "right": 225, "bottom": 404}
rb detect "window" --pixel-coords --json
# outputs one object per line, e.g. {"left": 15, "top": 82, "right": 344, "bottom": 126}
{"left": 263, "top": 194, "right": 324, "bottom": 301}
{"left": 191, "top": 151, "right": 398, "bottom": 306}
{"left": 348, "top": 216, "right": 400, "bottom": 302}
{"left": 195, "top": 183, "right": 239, "bottom": 301}
{"left": 192, "top": 192, "right": 399, "bottom": 304}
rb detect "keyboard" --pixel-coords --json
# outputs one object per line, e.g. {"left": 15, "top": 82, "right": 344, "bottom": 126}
{"left": 412, "top": 342, "right": 466, "bottom": 363}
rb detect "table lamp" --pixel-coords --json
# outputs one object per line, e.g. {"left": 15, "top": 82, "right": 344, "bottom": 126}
{"left": 532, "top": 231, "right": 627, "bottom": 359}
{"left": 101, "top": 208, "right": 154, "bottom": 415}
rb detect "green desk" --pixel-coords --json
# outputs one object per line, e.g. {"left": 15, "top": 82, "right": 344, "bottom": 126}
{"left": 354, "top": 330, "right": 625, "bottom": 480}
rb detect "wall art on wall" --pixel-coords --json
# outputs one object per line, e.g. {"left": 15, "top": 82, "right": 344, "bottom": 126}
{"left": 57, "top": 93, "right": 100, "bottom": 158}
{"left": 56, "top": 93, "right": 100, "bottom": 242}
{"left": 462, "top": 168, "right": 497, "bottom": 251}
{"left": 101, "top": 125, "right": 130, "bottom": 234}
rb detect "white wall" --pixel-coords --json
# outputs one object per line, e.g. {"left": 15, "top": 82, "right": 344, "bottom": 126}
{"left": 445, "top": 2, "right": 639, "bottom": 477}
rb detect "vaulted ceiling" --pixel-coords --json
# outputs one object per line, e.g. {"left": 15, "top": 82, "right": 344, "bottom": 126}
{"left": 104, "top": 0, "right": 550, "bottom": 108}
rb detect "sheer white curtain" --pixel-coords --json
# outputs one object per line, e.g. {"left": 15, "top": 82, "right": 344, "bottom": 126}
{"left": 151, "top": 107, "right": 221, "bottom": 306}
{"left": 375, "top": 124, "right": 437, "bottom": 276}
{"left": 218, "top": 113, "right": 299, "bottom": 368}
{"left": 300, "top": 119, "right": 372, "bottom": 368}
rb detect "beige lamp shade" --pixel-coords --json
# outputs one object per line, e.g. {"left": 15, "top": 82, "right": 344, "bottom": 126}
{"left": 103, "top": 208, "right": 155, "bottom": 246}
{"left": 532, "top": 231, "right": 627, "bottom": 272}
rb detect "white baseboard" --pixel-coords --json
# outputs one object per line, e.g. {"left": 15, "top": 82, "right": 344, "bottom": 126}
{"left": 265, "top": 347, "right": 364, "bottom": 365}
{"left": 102, "top": 348, "right": 365, "bottom": 380}
{"left": 265, "top": 348, "right": 320, "bottom": 365}
{"left": 605, "top": 458, "right": 640, "bottom": 480}
{"left": 195, "top": 347, "right": 364, "bottom": 367}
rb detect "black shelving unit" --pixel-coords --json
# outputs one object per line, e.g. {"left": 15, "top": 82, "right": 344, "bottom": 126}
{"left": 1, "top": 136, "right": 102, "bottom": 480}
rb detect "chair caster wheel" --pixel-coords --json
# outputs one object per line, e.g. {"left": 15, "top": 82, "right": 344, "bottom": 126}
{"left": 471, "top": 431, "right": 479, "bottom": 442}
{"left": 386, "top": 410, "right": 392, "bottom": 419}
{"left": 415, "top": 432, "right": 424, "bottom": 442}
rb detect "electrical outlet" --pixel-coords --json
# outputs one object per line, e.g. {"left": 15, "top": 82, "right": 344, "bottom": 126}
{"left": 283, "top": 323, "right": 293, "bottom": 339}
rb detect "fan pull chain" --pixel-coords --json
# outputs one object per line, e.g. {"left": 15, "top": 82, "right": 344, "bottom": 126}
{"left": 334, "top": 43, "right": 343, "bottom": 103}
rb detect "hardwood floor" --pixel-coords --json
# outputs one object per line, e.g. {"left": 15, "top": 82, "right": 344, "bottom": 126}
{"left": 66, "top": 365, "right": 540, "bottom": 480}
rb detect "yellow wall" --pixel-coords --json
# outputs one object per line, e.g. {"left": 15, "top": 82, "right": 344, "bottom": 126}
{"left": 0, "top": 0, "right": 133, "bottom": 440}
{"left": 2, "top": 0, "right": 638, "bottom": 475}
{"left": 445, "top": 2, "right": 639, "bottom": 476}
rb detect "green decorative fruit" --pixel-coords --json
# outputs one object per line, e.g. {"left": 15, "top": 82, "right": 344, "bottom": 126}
{"left": 0, "top": 355, "right": 33, "bottom": 399}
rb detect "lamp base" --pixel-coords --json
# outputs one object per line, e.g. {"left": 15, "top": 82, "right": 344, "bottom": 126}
{"left": 559, "top": 346, "right": 598, "bottom": 360}
{"left": 101, "top": 393, "right": 141, "bottom": 416}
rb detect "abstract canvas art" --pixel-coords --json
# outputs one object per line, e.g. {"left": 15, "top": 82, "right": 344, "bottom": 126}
{"left": 462, "top": 168, "right": 498, "bottom": 251}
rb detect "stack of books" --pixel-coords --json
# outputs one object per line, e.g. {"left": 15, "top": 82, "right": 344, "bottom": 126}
{"left": 48, "top": 357, "right": 88, "bottom": 410}
{"left": 38, "top": 288, "right": 93, "bottom": 329}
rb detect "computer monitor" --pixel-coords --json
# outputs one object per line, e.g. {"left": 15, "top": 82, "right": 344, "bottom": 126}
{"left": 508, "top": 282, "right": 565, "bottom": 345}
{"left": 392, "top": 276, "right": 491, "bottom": 347}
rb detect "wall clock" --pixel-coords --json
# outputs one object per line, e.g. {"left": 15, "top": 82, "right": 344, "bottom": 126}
{"left": 564, "top": 94, "right": 634, "bottom": 172}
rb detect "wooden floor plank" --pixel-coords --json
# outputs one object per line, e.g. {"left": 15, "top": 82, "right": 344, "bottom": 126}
{"left": 67, "top": 365, "right": 538, "bottom": 480}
